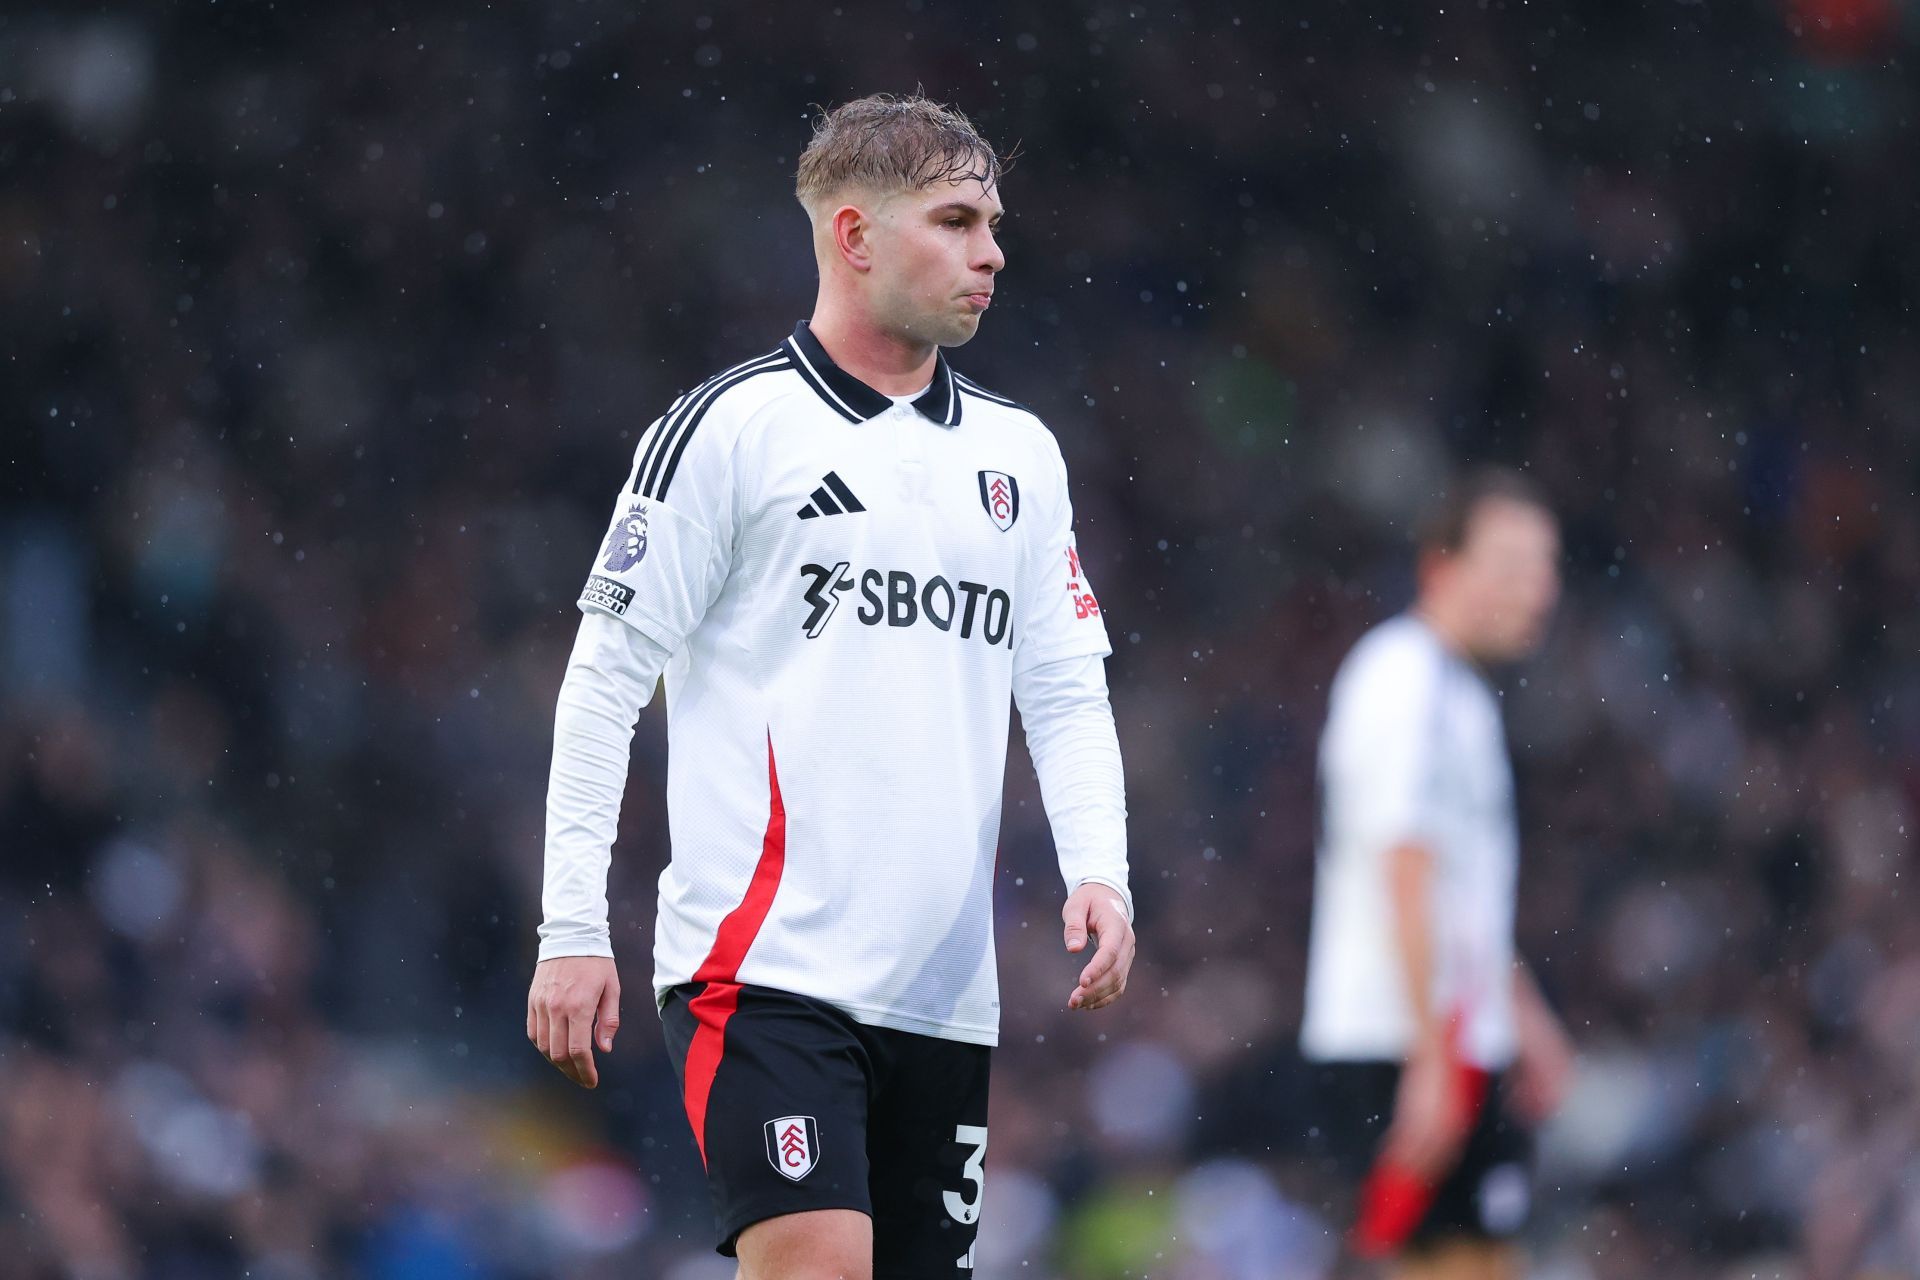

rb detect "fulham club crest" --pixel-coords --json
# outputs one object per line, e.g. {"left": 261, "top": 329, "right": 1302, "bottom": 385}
{"left": 978, "top": 470, "right": 1020, "bottom": 531}
{"left": 765, "top": 1115, "right": 819, "bottom": 1181}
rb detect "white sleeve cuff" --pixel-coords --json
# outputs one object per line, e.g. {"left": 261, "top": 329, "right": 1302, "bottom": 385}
{"left": 536, "top": 933, "right": 617, "bottom": 963}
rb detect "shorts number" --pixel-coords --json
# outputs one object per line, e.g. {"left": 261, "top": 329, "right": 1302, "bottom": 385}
{"left": 942, "top": 1124, "right": 988, "bottom": 1227}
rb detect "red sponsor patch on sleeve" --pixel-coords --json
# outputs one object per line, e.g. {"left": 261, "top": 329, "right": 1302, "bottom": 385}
{"left": 1065, "top": 547, "right": 1100, "bottom": 619}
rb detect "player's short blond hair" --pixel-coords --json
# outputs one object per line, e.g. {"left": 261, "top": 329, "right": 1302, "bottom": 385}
{"left": 795, "top": 94, "right": 1004, "bottom": 213}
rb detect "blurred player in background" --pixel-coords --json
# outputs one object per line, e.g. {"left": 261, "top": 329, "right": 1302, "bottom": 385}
{"left": 526, "top": 95, "right": 1135, "bottom": 1280}
{"left": 1301, "top": 469, "right": 1576, "bottom": 1280}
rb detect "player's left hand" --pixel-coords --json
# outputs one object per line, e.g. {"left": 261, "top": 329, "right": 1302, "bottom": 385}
{"left": 1062, "top": 883, "right": 1135, "bottom": 1011}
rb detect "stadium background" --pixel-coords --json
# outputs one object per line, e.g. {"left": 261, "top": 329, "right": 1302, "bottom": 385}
{"left": 4, "top": 2, "right": 1917, "bottom": 1276}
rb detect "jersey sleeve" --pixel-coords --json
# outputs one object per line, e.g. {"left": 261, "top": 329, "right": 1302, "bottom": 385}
{"left": 1014, "top": 434, "right": 1113, "bottom": 675}
{"left": 538, "top": 611, "right": 672, "bottom": 961}
{"left": 1014, "top": 651, "right": 1132, "bottom": 919}
{"left": 1323, "top": 637, "right": 1446, "bottom": 857}
{"left": 576, "top": 404, "right": 742, "bottom": 654}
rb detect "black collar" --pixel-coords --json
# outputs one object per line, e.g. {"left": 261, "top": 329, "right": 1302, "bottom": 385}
{"left": 783, "top": 321, "right": 962, "bottom": 427}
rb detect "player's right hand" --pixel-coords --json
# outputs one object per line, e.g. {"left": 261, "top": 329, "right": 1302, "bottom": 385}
{"left": 1380, "top": 1034, "right": 1472, "bottom": 1180}
{"left": 1062, "top": 883, "right": 1135, "bottom": 1011}
{"left": 528, "top": 955, "right": 621, "bottom": 1089}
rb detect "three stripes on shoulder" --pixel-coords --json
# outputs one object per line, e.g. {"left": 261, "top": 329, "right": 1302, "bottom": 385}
{"left": 631, "top": 348, "right": 791, "bottom": 501}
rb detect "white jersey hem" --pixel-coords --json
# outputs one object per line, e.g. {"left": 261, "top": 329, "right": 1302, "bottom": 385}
{"left": 836, "top": 1000, "right": 1000, "bottom": 1048}
{"left": 650, "top": 980, "right": 1000, "bottom": 1047}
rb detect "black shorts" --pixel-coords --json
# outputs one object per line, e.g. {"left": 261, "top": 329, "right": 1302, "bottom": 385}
{"left": 1313, "top": 1061, "right": 1534, "bottom": 1252}
{"left": 659, "top": 981, "right": 992, "bottom": 1276}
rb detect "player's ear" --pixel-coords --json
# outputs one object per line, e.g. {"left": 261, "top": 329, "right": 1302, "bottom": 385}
{"left": 832, "top": 203, "right": 874, "bottom": 273}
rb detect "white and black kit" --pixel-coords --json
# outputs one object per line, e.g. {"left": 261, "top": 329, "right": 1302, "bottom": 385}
{"left": 1300, "top": 614, "right": 1531, "bottom": 1245}
{"left": 537, "top": 322, "right": 1131, "bottom": 1270}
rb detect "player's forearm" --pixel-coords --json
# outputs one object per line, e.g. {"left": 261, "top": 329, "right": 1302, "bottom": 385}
{"left": 1511, "top": 959, "right": 1541, "bottom": 1013}
{"left": 1015, "top": 652, "right": 1132, "bottom": 919}
{"left": 538, "top": 612, "right": 670, "bottom": 961}
{"left": 1385, "top": 840, "right": 1440, "bottom": 1043}
{"left": 1511, "top": 960, "right": 1561, "bottom": 1043}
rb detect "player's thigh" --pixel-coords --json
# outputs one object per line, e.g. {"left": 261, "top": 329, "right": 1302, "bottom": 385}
{"left": 661, "top": 983, "right": 877, "bottom": 1256}
{"left": 865, "top": 1030, "right": 992, "bottom": 1280}
{"left": 1416, "top": 1073, "right": 1534, "bottom": 1249}
{"left": 736, "top": 1207, "right": 873, "bottom": 1280}
{"left": 1392, "top": 1238, "right": 1520, "bottom": 1280}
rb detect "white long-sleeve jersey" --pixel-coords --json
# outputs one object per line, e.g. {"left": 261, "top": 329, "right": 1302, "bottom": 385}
{"left": 1300, "top": 615, "right": 1520, "bottom": 1070}
{"left": 537, "top": 323, "right": 1130, "bottom": 1047}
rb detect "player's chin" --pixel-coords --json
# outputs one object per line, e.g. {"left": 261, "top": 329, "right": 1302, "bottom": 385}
{"left": 937, "top": 311, "right": 984, "bottom": 347}
{"left": 1485, "top": 621, "right": 1542, "bottom": 662}
{"left": 1508, "top": 623, "right": 1549, "bottom": 658}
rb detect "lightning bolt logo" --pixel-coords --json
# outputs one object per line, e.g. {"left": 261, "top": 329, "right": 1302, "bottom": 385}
{"left": 799, "top": 561, "right": 853, "bottom": 638}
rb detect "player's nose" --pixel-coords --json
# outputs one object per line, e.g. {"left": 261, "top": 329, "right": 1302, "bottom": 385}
{"left": 974, "top": 228, "right": 1005, "bottom": 274}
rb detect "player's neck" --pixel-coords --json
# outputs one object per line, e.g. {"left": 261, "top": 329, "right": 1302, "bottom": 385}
{"left": 807, "top": 304, "right": 939, "bottom": 396}
{"left": 1411, "top": 600, "right": 1476, "bottom": 662}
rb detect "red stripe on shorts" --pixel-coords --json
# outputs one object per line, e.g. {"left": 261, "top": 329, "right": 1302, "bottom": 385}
{"left": 681, "top": 734, "right": 789, "bottom": 1165}
{"left": 1351, "top": 1047, "right": 1492, "bottom": 1257}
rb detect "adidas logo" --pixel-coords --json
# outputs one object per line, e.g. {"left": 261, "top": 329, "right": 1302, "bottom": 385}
{"left": 797, "top": 471, "right": 867, "bottom": 519}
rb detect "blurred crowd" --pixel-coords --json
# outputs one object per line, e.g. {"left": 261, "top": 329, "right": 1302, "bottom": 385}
{"left": 4, "top": 2, "right": 1918, "bottom": 1277}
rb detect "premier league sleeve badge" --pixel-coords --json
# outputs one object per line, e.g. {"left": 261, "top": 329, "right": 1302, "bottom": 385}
{"left": 601, "top": 501, "right": 650, "bottom": 572}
